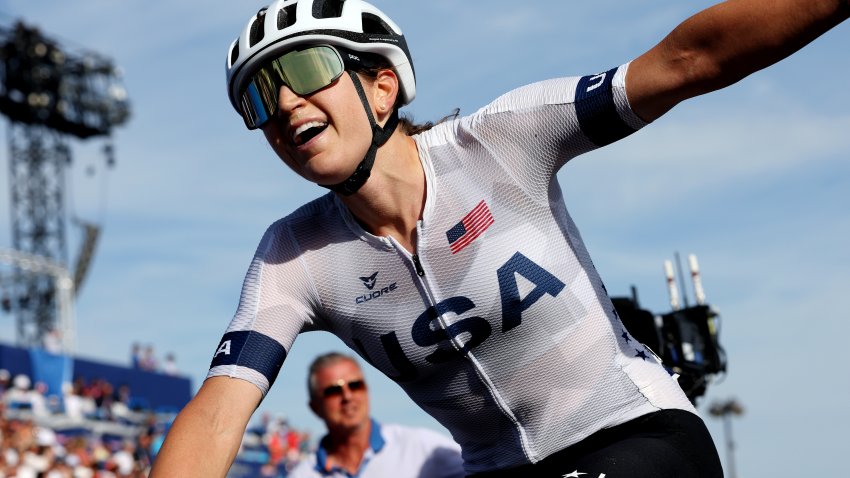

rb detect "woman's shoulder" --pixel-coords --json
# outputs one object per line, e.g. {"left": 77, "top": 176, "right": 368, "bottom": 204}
{"left": 411, "top": 115, "right": 462, "bottom": 149}
{"left": 255, "top": 192, "right": 342, "bottom": 251}
{"left": 283, "top": 192, "right": 338, "bottom": 221}
{"left": 266, "top": 192, "right": 338, "bottom": 230}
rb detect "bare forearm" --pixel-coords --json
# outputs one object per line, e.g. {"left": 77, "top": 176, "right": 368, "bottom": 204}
{"left": 149, "top": 377, "right": 261, "bottom": 478}
{"left": 149, "top": 401, "right": 242, "bottom": 477}
{"left": 674, "top": 0, "right": 846, "bottom": 86}
{"left": 630, "top": 0, "right": 849, "bottom": 120}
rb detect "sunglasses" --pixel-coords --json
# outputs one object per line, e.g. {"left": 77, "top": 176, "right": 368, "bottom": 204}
{"left": 239, "top": 45, "right": 365, "bottom": 130}
{"left": 321, "top": 378, "right": 367, "bottom": 399}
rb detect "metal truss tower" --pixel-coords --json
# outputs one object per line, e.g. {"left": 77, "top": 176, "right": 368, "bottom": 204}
{"left": 7, "top": 125, "right": 70, "bottom": 346}
{"left": 1, "top": 20, "right": 129, "bottom": 349}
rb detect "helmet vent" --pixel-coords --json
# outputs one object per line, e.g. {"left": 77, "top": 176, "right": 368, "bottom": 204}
{"left": 278, "top": 4, "right": 298, "bottom": 30}
{"left": 230, "top": 40, "right": 240, "bottom": 66}
{"left": 361, "top": 13, "right": 393, "bottom": 35}
{"left": 313, "top": 0, "right": 346, "bottom": 19}
{"left": 249, "top": 10, "right": 267, "bottom": 47}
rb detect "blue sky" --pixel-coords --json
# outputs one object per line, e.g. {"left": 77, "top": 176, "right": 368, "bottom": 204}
{"left": 1, "top": 1, "right": 848, "bottom": 475}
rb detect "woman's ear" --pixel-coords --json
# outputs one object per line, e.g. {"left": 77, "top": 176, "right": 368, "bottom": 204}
{"left": 372, "top": 69, "right": 399, "bottom": 122}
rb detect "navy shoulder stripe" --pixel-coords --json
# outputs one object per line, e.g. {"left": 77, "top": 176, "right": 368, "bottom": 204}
{"left": 575, "top": 67, "right": 637, "bottom": 147}
{"left": 210, "top": 330, "right": 287, "bottom": 386}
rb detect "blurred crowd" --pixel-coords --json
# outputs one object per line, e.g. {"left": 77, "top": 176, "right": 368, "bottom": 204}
{"left": 0, "top": 370, "right": 162, "bottom": 478}
{"left": 233, "top": 413, "right": 314, "bottom": 477}
{"left": 0, "top": 370, "right": 314, "bottom": 478}
{"left": 0, "top": 369, "right": 166, "bottom": 477}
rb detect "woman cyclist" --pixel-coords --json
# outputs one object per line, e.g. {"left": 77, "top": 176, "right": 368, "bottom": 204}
{"left": 151, "top": 1, "right": 849, "bottom": 476}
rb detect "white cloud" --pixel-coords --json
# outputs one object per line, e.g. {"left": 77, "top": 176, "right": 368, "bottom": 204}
{"left": 559, "top": 103, "right": 850, "bottom": 222}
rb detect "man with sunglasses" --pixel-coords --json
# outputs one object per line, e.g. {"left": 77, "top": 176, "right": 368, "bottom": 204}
{"left": 151, "top": 0, "right": 849, "bottom": 476}
{"left": 289, "top": 353, "right": 465, "bottom": 478}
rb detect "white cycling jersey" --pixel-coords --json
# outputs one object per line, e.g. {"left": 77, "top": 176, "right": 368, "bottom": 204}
{"left": 208, "top": 63, "right": 696, "bottom": 474}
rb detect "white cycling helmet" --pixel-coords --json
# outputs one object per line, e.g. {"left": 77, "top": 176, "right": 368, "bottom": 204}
{"left": 226, "top": 0, "right": 416, "bottom": 115}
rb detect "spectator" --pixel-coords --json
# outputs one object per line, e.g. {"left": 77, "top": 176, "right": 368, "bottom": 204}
{"left": 266, "top": 425, "right": 287, "bottom": 467}
{"left": 140, "top": 345, "right": 157, "bottom": 372}
{"left": 108, "top": 440, "right": 136, "bottom": 476}
{"left": 134, "top": 430, "right": 155, "bottom": 471}
{"left": 130, "top": 343, "right": 142, "bottom": 369}
{"left": 86, "top": 378, "right": 115, "bottom": 420}
{"left": 4, "top": 375, "right": 35, "bottom": 412}
{"left": 42, "top": 329, "right": 63, "bottom": 355}
{"left": 162, "top": 353, "right": 178, "bottom": 376}
{"left": 44, "top": 456, "right": 74, "bottom": 478}
{"left": 61, "top": 382, "right": 84, "bottom": 420}
{"left": 29, "top": 382, "right": 50, "bottom": 418}
{"left": 0, "top": 369, "right": 10, "bottom": 395}
{"left": 288, "top": 352, "right": 464, "bottom": 478}
{"left": 64, "top": 436, "right": 94, "bottom": 471}
{"left": 2, "top": 383, "right": 47, "bottom": 420}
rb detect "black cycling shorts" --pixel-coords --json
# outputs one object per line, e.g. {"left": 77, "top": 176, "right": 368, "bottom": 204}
{"left": 467, "top": 409, "right": 723, "bottom": 478}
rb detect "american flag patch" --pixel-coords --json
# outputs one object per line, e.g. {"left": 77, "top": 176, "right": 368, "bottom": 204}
{"left": 446, "top": 200, "right": 494, "bottom": 254}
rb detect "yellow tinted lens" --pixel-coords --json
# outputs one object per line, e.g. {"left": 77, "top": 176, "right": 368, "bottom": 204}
{"left": 277, "top": 46, "right": 344, "bottom": 95}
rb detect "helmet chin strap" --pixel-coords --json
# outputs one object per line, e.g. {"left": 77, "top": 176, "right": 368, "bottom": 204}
{"left": 322, "top": 70, "right": 399, "bottom": 196}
